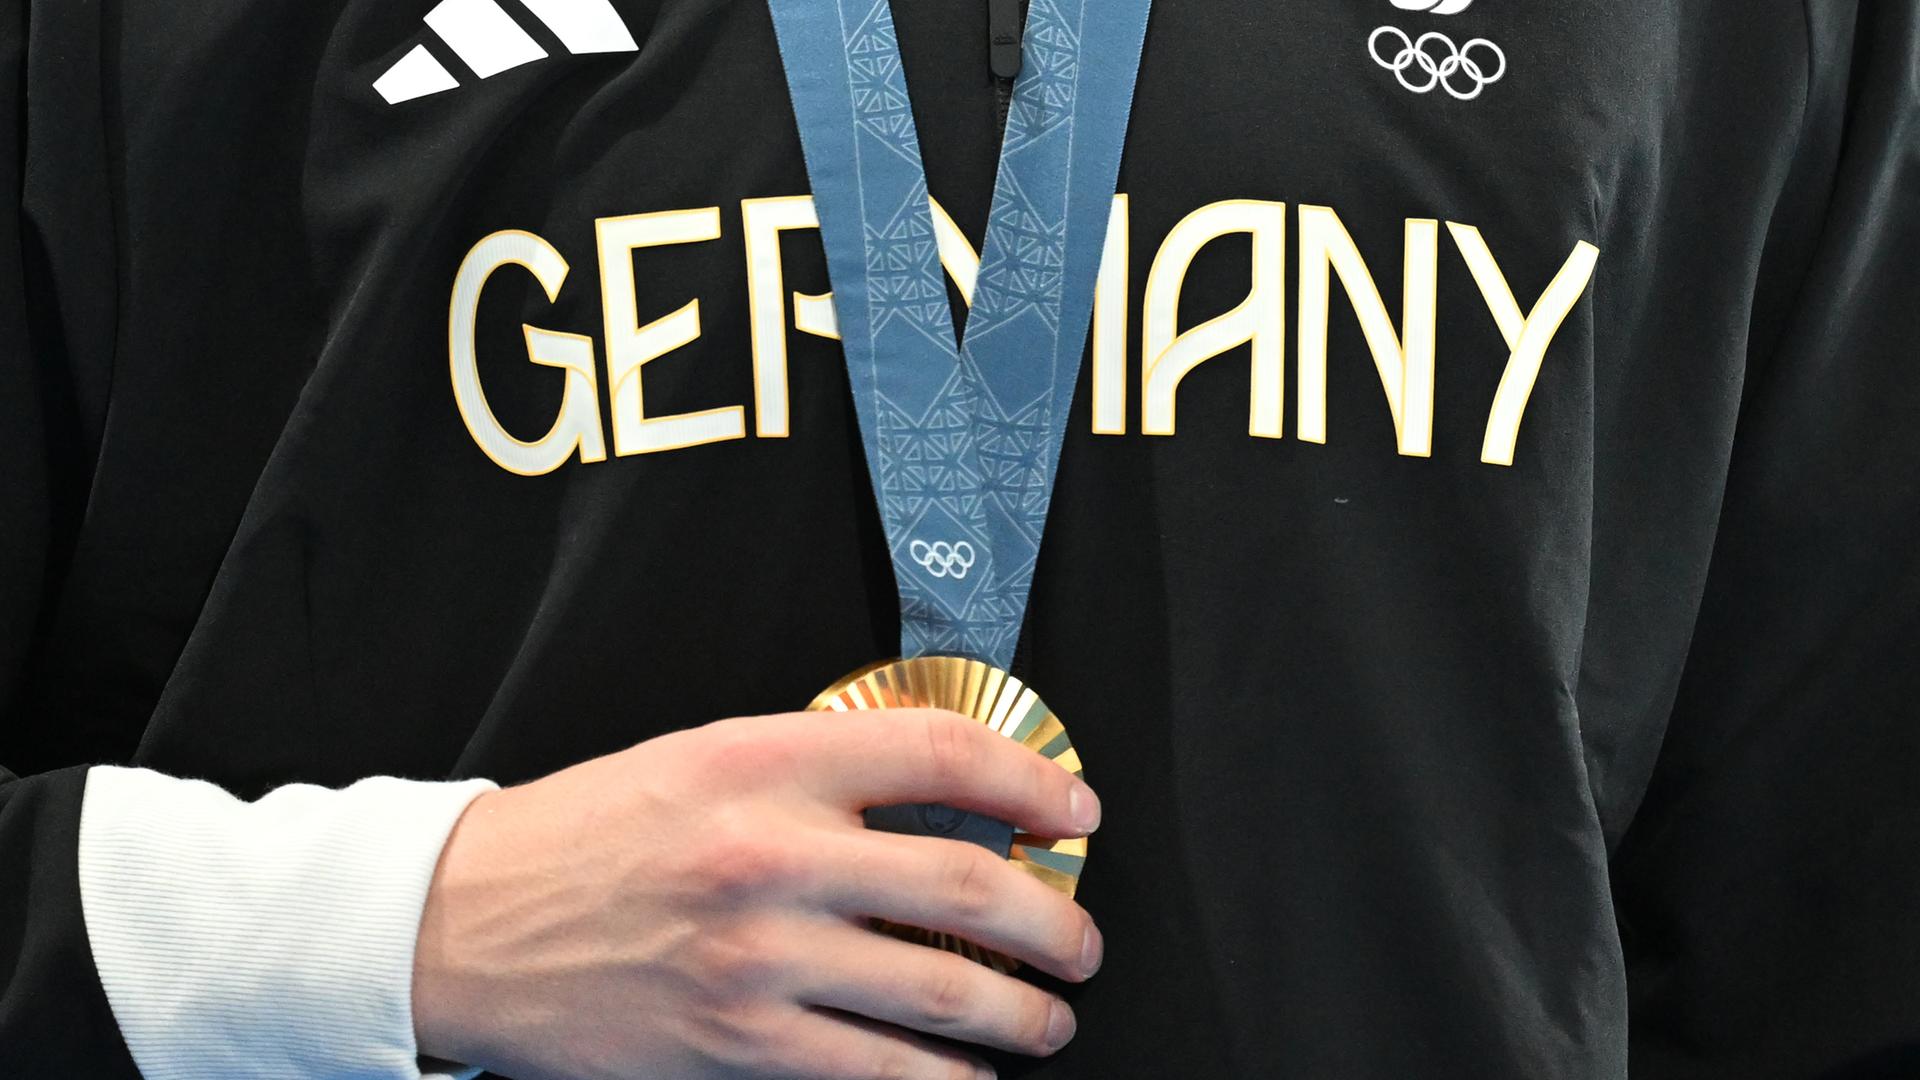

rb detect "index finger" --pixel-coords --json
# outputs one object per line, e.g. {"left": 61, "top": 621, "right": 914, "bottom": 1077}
{"left": 802, "top": 708, "right": 1100, "bottom": 840}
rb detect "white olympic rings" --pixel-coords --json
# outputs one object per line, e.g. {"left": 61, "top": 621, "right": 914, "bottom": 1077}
{"left": 1368, "top": 27, "right": 1507, "bottom": 101}
{"left": 910, "top": 540, "right": 977, "bottom": 579}
{"left": 1390, "top": 0, "right": 1474, "bottom": 13}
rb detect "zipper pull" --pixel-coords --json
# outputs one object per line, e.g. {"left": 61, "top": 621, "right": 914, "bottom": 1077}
{"left": 988, "top": 0, "right": 1022, "bottom": 79}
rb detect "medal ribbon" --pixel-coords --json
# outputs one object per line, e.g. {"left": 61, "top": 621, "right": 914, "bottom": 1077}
{"left": 766, "top": 0, "right": 1153, "bottom": 668}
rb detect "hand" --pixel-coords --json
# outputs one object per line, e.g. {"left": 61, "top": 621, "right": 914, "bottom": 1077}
{"left": 412, "top": 707, "right": 1104, "bottom": 1080}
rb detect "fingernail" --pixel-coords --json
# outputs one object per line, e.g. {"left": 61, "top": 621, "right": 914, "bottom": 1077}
{"left": 1046, "top": 999, "right": 1077, "bottom": 1051}
{"left": 1079, "top": 922, "right": 1104, "bottom": 977}
{"left": 1069, "top": 781, "right": 1101, "bottom": 834}
{"left": 975, "top": 1066, "right": 997, "bottom": 1080}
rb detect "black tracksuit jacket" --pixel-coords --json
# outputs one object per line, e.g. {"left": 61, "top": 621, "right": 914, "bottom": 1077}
{"left": 3, "top": 0, "right": 1918, "bottom": 1076}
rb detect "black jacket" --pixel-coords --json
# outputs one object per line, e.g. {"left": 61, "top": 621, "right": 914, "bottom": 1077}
{"left": 3, "top": 0, "right": 1918, "bottom": 1076}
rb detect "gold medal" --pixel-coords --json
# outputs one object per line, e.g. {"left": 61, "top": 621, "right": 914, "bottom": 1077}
{"left": 809, "top": 656, "right": 1087, "bottom": 971}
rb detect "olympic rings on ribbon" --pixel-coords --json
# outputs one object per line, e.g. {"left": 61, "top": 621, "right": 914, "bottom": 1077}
{"left": 1367, "top": 27, "right": 1507, "bottom": 101}
{"left": 910, "top": 540, "right": 978, "bottom": 579}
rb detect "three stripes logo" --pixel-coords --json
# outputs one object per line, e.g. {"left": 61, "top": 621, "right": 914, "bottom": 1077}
{"left": 373, "top": 0, "right": 638, "bottom": 106}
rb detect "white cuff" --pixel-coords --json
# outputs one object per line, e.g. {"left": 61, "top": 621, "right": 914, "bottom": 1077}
{"left": 77, "top": 766, "right": 496, "bottom": 1080}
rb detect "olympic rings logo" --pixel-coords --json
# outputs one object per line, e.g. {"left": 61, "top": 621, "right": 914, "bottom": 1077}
{"left": 910, "top": 540, "right": 977, "bottom": 579}
{"left": 1390, "top": 0, "right": 1474, "bottom": 13}
{"left": 1368, "top": 27, "right": 1507, "bottom": 101}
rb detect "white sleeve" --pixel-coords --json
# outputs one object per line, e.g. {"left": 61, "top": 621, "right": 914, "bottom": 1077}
{"left": 76, "top": 766, "right": 497, "bottom": 1080}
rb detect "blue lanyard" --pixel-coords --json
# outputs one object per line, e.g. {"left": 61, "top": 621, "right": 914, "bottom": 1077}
{"left": 766, "top": 0, "right": 1153, "bottom": 668}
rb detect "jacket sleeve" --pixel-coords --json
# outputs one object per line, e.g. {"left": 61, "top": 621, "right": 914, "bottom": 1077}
{"left": 1612, "top": 3, "right": 1920, "bottom": 1076}
{"left": 0, "top": 769, "right": 143, "bottom": 1076}
{"left": 0, "top": 0, "right": 143, "bottom": 1070}
{"left": 1, "top": 6, "right": 498, "bottom": 1076}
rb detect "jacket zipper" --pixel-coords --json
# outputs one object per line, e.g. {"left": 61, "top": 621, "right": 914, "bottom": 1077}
{"left": 989, "top": 0, "right": 1023, "bottom": 139}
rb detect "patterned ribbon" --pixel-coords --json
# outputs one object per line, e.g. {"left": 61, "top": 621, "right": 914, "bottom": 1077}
{"left": 766, "top": 0, "right": 1153, "bottom": 668}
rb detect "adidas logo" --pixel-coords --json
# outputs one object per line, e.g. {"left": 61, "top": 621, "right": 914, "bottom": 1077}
{"left": 374, "top": 0, "right": 638, "bottom": 106}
